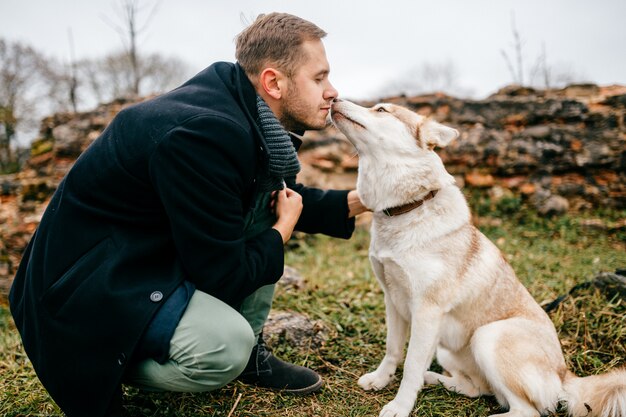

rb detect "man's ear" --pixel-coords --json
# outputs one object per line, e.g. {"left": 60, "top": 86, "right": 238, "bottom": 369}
{"left": 259, "top": 68, "right": 286, "bottom": 100}
{"left": 420, "top": 119, "right": 459, "bottom": 149}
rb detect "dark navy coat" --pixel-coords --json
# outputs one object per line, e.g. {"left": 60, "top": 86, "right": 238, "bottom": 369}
{"left": 9, "top": 62, "right": 354, "bottom": 416}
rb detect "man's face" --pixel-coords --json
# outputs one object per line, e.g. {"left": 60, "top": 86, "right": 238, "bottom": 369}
{"left": 279, "top": 39, "right": 338, "bottom": 131}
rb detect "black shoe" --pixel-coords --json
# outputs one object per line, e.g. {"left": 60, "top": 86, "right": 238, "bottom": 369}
{"left": 238, "top": 334, "right": 323, "bottom": 395}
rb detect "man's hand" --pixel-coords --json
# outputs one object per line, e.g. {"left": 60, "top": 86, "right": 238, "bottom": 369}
{"left": 271, "top": 188, "right": 303, "bottom": 244}
{"left": 347, "top": 190, "right": 370, "bottom": 217}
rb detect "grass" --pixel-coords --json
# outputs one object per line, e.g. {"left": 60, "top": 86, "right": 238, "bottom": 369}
{"left": 1, "top": 193, "right": 625, "bottom": 416}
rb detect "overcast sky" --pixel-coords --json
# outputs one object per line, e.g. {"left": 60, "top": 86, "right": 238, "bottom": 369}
{"left": 1, "top": 0, "right": 625, "bottom": 101}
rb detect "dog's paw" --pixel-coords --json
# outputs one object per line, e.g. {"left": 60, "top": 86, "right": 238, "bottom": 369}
{"left": 423, "top": 370, "right": 443, "bottom": 386}
{"left": 379, "top": 400, "right": 411, "bottom": 417}
{"left": 358, "top": 371, "right": 393, "bottom": 391}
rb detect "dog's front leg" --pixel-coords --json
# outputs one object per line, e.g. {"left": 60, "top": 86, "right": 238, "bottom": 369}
{"left": 379, "top": 305, "right": 442, "bottom": 417}
{"left": 358, "top": 291, "right": 408, "bottom": 391}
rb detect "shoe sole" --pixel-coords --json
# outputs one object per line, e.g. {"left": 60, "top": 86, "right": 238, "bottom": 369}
{"left": 283, "top": 375, "right": 323, "bottom": 395}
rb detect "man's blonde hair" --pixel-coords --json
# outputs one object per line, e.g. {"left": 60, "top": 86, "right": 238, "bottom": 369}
{"left": 235, "top": 13, "right": 327, "bottom": 78}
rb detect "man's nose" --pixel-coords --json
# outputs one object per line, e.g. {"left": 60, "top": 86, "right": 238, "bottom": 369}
{"left": 324, "top": 83, "right": 339, "bottom": 101}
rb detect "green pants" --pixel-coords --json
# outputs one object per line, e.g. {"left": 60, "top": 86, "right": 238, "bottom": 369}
{"left": 125, "top": 289, "right": 262, "bottom": 392}
{"left": 125, "top": 191, "right": 278, "bottom": 392}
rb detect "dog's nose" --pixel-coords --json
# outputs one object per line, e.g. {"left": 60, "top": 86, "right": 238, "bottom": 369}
{"left": 333, "top": 98, "right": 343, "bottom": 103}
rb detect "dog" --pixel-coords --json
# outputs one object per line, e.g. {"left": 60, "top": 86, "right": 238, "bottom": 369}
{"left": 330, "top": 99, "right": 626, "bottom": 417}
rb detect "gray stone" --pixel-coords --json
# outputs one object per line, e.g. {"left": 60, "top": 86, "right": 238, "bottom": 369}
{"left": 523, "top": 125, "right": 552, "bottom": 139}
{"left": 52, "top": 124, "right": 84, "bottom": 157}
{"left": 537, "top": 195, "right": 570, "bottom": 216}
{"left": 277, "top": 265, "right": 306, "bottom": 291}
{"left": 264, "top": 311, "right": 328, "bottom": 349}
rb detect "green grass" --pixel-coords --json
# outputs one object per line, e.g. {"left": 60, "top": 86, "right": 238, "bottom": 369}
{"left": 1, "top": 197, "right": 625, "bottom": 416}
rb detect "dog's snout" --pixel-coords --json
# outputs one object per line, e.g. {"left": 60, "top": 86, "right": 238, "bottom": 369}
{"left": 331, "top": 98, "right": 345, "bottom": 110}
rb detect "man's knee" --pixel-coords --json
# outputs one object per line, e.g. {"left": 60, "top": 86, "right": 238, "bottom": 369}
{"left": 184, "top": 316, "right": 255, "bottom": 388}
{"left": 219, "top": 319, "right": 256, "bottom": 378}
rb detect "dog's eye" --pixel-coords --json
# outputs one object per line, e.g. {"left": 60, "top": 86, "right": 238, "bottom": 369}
{"left": 376, "top": 107, "right": 388, "bottom": 113}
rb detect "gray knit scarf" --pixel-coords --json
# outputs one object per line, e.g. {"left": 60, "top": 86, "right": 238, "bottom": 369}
{"left": 255, "top": 96, "right": 301, "bottom": 192}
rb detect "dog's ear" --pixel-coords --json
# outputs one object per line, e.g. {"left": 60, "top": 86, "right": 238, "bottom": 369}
{"left": 420, "top": 119, "right": 459, "bottom": 149}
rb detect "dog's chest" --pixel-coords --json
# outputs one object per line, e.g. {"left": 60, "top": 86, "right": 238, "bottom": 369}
{"left": 371, "top": 255, "right": 414, "bottom": 320}
{"left": 369, "top": 229, "right": 448, "bottom": 321}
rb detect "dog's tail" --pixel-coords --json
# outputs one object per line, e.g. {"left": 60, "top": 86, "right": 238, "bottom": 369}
{"left": 561, "top": 368, "right": 626, "bottom": 417}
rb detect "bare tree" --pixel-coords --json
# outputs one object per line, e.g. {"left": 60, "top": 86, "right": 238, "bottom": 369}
{"left": 529, "top": 42, "right": 550, "bottom": 89}
{"left": 528, "top": 43, "right": 583, "bottom": 90}
{"left": 67, "top": 28, "right": 79, "bottom": 113}
{"left": 53, "top": 0, "right": 188, "bottom": 110}
{"left": 102, "top": 0, "right": 161, "bottom": 96}
{"left": 37, "top": 56, "right": 80, "bottom": 115}
{"left": 78, "top": 50, "right": 189, "bottom": 105}
{"left": 0, "top": 39, "right": 45, "bottom": 172}
{"left": 501, "top": 14, "right": 584, "bottom": 90}
{"left": 40, "top": 28, "right": 87, "bottom": 113}
{"left": 78, "top": 58, "right": 107, "bottom": 106}
{"left": 139, "top": 53, "right": 190, "bottom": 94}
{"left": 500, "top": 11, "right": 524, "bottom": 85}
{"left": 0, "top": 3, "right": 190, "bottom": 166}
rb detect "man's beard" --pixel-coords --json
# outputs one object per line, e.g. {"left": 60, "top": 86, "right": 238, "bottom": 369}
{"left": 279, "top": 82, "right": 329, "bottom": 132}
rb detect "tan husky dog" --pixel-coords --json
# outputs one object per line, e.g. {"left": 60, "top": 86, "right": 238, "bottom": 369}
{"left": 330, "top": 99, "right": 626, "bottom": 417}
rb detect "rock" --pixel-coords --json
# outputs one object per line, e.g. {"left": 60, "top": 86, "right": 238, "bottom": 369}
{"left": 523, "top": 125, "right": 552, "bottom": 139}
{"left": 465, "top": 172, "right": 495, "bottom": 188}
{"left": 263, "top": 311, "right": 328, "bottom": 349}
{"left": 593, "top": 271, "right": 626, "bottom": 300}
{"left": 560, "top": 84, "right": 601, "bottom": 99}
{"left": 579, "top": 219, "right": 607, "bottom": 231}
{"left": 494, "top": 85, "right": 538, "bottom": 97}
{"left": 52, "top": 124, "right": 84, "bottom": 158}
{"left": 278, "top": 266, "right": 306, "bottom": 291}
{"left": 537, "top": 194, "right": 570, "bottom": 216}
{"left": 1, "top": 175, "right": 19, "bottom": 196}
{"left": 20, "top": 179, "right": 55, "bottom": 202}
{"left": 339, "top": 154, "right": 359, "bottom": 171}
{"left": 27, "top": 151, "right": 54, "bottom": 168}
{"left": 310, "top": 158, "right": 336, "bottom": 171}
{"left": 519, "top": 183, "right": 536, "bottom": 195}
{"left": 488, "top": 185, "right": 514, "bottom": 202}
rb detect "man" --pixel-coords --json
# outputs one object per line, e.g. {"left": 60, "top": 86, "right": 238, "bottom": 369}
{"left": 9, "top": 12, "right": 368, "bottom": 417}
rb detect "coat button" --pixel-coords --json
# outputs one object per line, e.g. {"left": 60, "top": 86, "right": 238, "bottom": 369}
{"left": 117, "top": 353, "right": 126, "bottom": 366}
{"left": 150, "top": 291, "right": 163, "bottom": 302}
